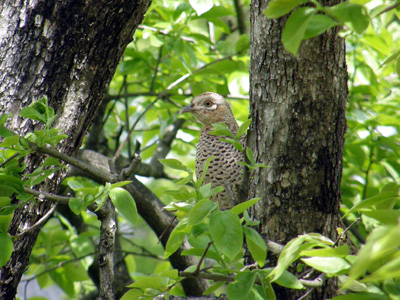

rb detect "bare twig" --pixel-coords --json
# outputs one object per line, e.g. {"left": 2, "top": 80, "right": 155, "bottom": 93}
{"left": 334, "top": 216, "right": 361, "bottom": 246}
{"left": 34, "top": 144, "right": 116, "bottom": 183}
{"left": 13, "top": 202, "right": 57, "bottom": 238}
{"left": 150, "top": 46, "right": 163, "bottom": 92}
{"left": 376, "top": 2, "right": 399, "bottom": 17}
{"left": 24, "top": 187, "right": 70, "bottom": 205}
{"left": 119, "top": 153, "right": 142, "bottom": 180}
{"left": 138, "top": 25, "right": 196, "bottom": 43}
{"left": 179, "top": 271, "right": 235, "bottom": 282}
{"left": 195, "top": 242, "right": 213, "bottom": 275}
{"left": 158, "top": 216, "right": 177, "bottom": 244}
{"left": 299, "top": 273, "right": 326, "bottom": 288}
{"left": 233, "top": 0, "right": 246, "bottom": 34}
{"left": 0, "top": 152, "right": 19, "bottom": 168}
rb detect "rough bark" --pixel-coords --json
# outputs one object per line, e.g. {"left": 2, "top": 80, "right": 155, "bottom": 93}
{"left": 0, "top": 0, "right": 151, "bottom": 298}
{"left": 248, "top": 0, "right": 347, "bottom": 299}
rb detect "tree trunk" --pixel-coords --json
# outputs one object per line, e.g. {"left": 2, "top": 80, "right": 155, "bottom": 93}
{"left": 248, "top": 0, "right": 347, "bottom": 298}
{"left": 0, "top": 1, "right": 151, "bottom": 298}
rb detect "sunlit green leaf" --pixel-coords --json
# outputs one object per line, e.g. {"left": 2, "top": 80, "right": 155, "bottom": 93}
{"left": 209, "top": 210, "right": 243, "bottom": 260}
{"left": 243, "top": 227, "right": 267, "bottom": 267}
{"left": 282, "top": 7, "right": 316, "bottom": 55}
{"left": 110, "top": 187, "right": 138, "bottom": 226}
{"left": 264, "top": 0, "right": 308, "bottom": 18}
{"left": 188, "top": 199, "right": 217, "bottom": 225}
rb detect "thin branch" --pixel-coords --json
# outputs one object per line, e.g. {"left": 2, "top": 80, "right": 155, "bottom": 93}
{"left": 138, "top": 25, "right": 196, "bottom": 43}
{"left": 123, "top": 75, "right": 132, "bottom": 157}
{"left": 340, "top": 211, "right": 365, "bottom": 244}
{"left": 233, "top": 0, "right": 246, "bottom": 34}
{"left": 376, "top": 2, "right": 399, "bottom": 17}
{"left": 195, "top": 242, "right": 213, "bottom": 275}
{"left": 119, "top": 153, "right": 142, "bottom": 180}
{"left": 298, "top": 273, "right": 326, "bottom": 287}
{"left": 334, "top": 216, "right": 362, "bottom": 246}
{"left": 24, "top": 187, "right": 98, "bottom": 212}
{"left": 104, "top": 91, "right": 159, "bottom": 102}
{"left": 24, "top": 187, "right": 70, "bottom": 205}
{"left": 150, "top": 46, "right": 163, "bottom": 92}
{"left": 158, "top": 216, "right": 177, "bottom": 244}
{"left": 36, "top": 143, "right": 116, "bottom": 183}
{"left": 13, "top": 202, "right": 58, "bottom": 238}
{"left": 179, "top": 271, "right": 235, "bottom": 282}
{"left": 102, "top": 74, "right": 130, "bottom": 127}
{"left": 0, "top": 152, "right": 19, "bottom": 168}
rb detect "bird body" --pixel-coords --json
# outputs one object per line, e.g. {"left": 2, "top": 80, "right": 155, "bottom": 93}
{"left": 180, "top": 92, "right": 244, "bottom": 209}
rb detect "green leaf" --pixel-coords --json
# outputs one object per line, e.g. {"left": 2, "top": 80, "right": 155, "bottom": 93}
{"left": 231, "top": 198, "right": 261, "bottom": 215}
{"left": 260, "top": 269, "right": 304, "bottom": 289}
{"left": 362, "top": 255, "right": 400, "bottom": 282}
{"left": 0, "top": 212, "right": 13, "bottom": 234}
{"left": 301, "top": 256, "right": 351, "bottom": 274}
{"left": 203, "top": 282, "right": 226, "bottom": 295}
{"left": 110, "top": 181, "right": 132, "bottom": 188}
{"left": 381, "top": 50, "right": 400, "bottom": 67}
{"left": 264, "top": 0, "right": 308, "bottom": 18}
{"left": 348, "top": 225, "right": 400, "bottom": 283}
{"left": 243, "top": 227, "right": 267, "bottom": 267}
{"left": 300, "top": 244, "right": 349, "bottom": 258}
{"left": 325, "top": 2, "right": 369, "bottom": 34}
{"left": 344, "top": 191, "right": 399, "bottom": 217}
{"left": 209, "top": 210, "right": 243, "bottom": 260}
{"left": 95, "top": 183, "right": 112, "bottom": 211}
{"left": 282, "top": 7, "right": 316, "bottom": 55}
{"left": 110, "top": 187, "right": 138, "bottom": 226}
{"left": 120, "top": 289, "right": 143, "bottom": 300}
{"left": 0, "top": 233, "right": 13, "bottom": 267}
{"left": 164, "top": 219, "right": 188, "bottom": 258}
{"left": 210, "top": 123, "right": 234, "bottom": 138}
{"left": 159, "top": 158, "right": 188, "bottom": 171}
{"left": 199, "top": 183, "right": 224, "bottom": 199}
{"left": 0, "top": 127, "right": 14, "bottom": 138}
{"left": 0, "top": 114, "right": 9, "bottom": 127}
{"left": 361, "top": 209, "right": 400, "bottom": 225}
{"left": 330, "top": 293, "right": 391, "bottom": 300}
{"left": 42, "top": 156, "right": 61, "bottom": 167}
{"left": 269, "top": 236, "right": 313, "bottom": 281}
{"left": 68, "top": 198, "right": 85, "bottom": 215}
{"left": 227, "top": 271, "right": 257, "bottom": 300}
{"left": 188, "top": 199, "right": 217, "bottom": 225}
{"left": 236, "top": 118, "right": 252, "bottom": 139}
{"left": 245, "top": 147, "right": 255, "bottom": 165}
{"left": 20, "top": 107, "right": 47, "bottom": 124}
{"left": 197, "top": 156, "right": 215, "bottom": 187}
{"left": 303, "top": 14, "right": 336, "bottom": 40}
{"left": 0, "top": 135, "right": 19, "bottom": 148}
{"left": 0, "top": 175, "right": 25, "bottom": 197}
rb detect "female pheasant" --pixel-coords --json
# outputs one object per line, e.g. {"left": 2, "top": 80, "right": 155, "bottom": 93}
{"left": 180, "top": 92, "right": 244, "bottom": 209}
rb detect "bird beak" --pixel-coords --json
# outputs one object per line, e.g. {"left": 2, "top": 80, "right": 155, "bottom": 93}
{"left": 180, "top": 103, "right": 195, "bottom": 114}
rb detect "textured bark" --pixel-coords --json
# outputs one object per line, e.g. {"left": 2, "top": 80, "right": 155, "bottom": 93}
{"left": 249, "top": 0, "right": 347, "bottom": 299}
{"left": 0, "top": 0, "right": 151, "bottom": 298}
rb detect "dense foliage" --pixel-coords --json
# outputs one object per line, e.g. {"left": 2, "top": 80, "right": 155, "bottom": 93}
{"left": 1, "top": 0, "right": 400, "bottom": 299}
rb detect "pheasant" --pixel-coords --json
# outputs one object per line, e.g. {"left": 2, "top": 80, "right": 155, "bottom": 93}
{"left": 180, "top": 92, "right": 244, "bottom": 209}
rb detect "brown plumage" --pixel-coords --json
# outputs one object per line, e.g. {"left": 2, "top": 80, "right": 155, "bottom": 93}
{"left": 180, "top": 92, "right": 244, "bottom": 209}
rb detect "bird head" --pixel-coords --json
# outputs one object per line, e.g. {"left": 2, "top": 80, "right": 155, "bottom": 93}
{"left": 180, "top": 92, "right": 238, "bottom": 132}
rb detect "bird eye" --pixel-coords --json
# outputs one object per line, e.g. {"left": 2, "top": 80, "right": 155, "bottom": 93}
{"left": 204, "top": 101, "right": 212, "bottom": 107}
